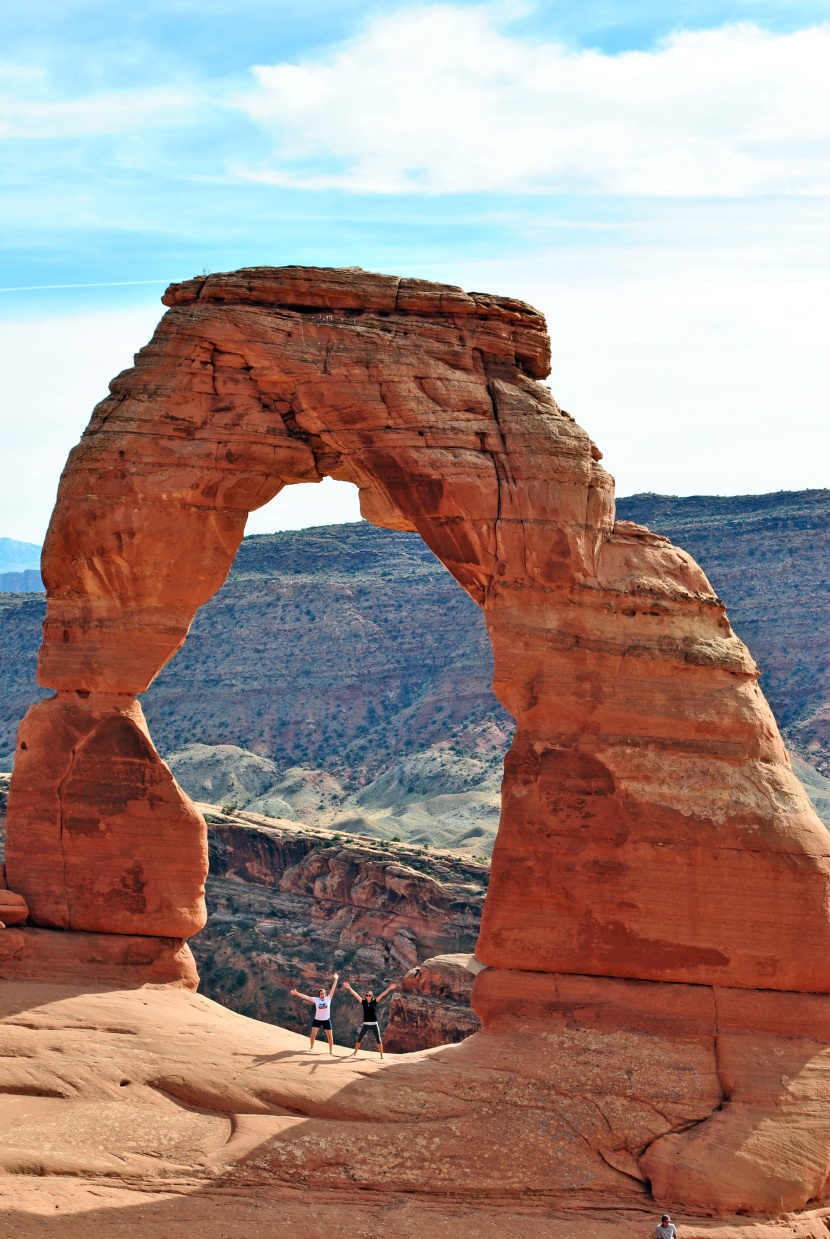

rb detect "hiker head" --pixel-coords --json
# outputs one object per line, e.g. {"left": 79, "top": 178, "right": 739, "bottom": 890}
{"left": 318, "top": 988, "right": 327, "bottom": 998}
{"left": 661, "top": 1216, "right": 671, "bottom": 1225}
{"left": 365, "top": 991, "right": 374, "bottom": 1000}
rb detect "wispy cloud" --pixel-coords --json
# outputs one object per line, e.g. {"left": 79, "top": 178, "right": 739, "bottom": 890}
{"left": 4, "top": 7, "right": 829, "bottom": 195}
{"left": 0, "top": 83, "right": 203, "bottom": 140}
{"left": 239, "top": 8, "right": 830, "bottom": 196}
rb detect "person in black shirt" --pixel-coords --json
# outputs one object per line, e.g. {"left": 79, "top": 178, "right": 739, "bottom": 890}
{"left": 343, "top": 978, "right": 397, "bottom": 1058}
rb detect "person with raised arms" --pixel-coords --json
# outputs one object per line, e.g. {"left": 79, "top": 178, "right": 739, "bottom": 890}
{"left": 342, "top": 978, "right": 397, "bottom": 1059}
{"left": 290, "top": 972, "right": 340, "bottom": 1054}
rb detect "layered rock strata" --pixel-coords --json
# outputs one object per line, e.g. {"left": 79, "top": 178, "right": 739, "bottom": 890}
{"left": 0, "top": 928, "right": 197, "bottom": 987}
{"left": 383, "top": 953, "right": 483, "bottom": 1051}
{"left": 5, "top": 265, "right": 830, "bottom": 1215}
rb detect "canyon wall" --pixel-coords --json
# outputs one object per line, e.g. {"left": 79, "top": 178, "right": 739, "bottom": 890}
{"left": 195, "top": 809, "right": 485, "bottom": 1043}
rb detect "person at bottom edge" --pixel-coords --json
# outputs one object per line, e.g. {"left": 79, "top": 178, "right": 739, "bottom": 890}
{"left": 654, "top": 1214, "right": 677, "bottom": 1238}
{"left": 342, "top": 978, "right": 398, "bottom": 1059}
{"left": 290, "top": 972, "right": 340, "bottom": 1053}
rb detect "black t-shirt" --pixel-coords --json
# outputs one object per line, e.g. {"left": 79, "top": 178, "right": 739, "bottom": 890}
{"left": 361, "top": 997, "right": 378, "bottom": 1021}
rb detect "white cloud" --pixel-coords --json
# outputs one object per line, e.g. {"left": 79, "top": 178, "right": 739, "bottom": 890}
{"left": 240, "top": 8, "right": 830, "bottom": 196}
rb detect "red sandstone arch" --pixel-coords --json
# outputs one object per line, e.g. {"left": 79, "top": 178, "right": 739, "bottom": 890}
{"left": 6, "top": 266, "right": 829, "bottom": 997}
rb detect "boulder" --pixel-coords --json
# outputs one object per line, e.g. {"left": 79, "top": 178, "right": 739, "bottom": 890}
{"left": 0, "top": 888, "right": 28, "bottom": 927}
{"left": 384, "top": 952, "right": 483, "bottom": 1051}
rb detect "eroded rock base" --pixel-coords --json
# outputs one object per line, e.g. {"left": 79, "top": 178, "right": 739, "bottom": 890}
{"left": 475, "top": 968, "right": 830, "bottom": 1216}
{"left": 0, "top": 927, "right": 198, "bottom": 988}
{"left": 1, "top": 967, "right": 830, "bottom": 1221}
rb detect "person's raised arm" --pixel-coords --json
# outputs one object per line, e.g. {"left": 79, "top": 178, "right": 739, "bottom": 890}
{"left": 377, "top": 982, "right": 398, "bottom": 1001}
{"left": 344, "top": 981, "right": 362, "bottom": 1002}
{"left": 329, "top": 971, "right": 340, "bottom": 998}
{"left": 290, "top": 988, "right": 314, "bottom": 1003}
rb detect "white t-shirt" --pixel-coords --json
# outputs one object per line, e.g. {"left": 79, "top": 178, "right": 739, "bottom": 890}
{"left": 654, "top": 1225, "right": 677, "bottom": 1239}
{"left": 313, "top": 996, "right": 331, "bottom": 1020}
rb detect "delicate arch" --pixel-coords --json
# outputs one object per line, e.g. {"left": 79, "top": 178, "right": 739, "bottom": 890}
{"left": 6, "top": 267, "right": 828, "bottom": 997}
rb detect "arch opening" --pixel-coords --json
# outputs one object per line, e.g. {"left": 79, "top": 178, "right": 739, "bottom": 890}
{"left": 149, "top": 506, "right": 512, "bottom": 858}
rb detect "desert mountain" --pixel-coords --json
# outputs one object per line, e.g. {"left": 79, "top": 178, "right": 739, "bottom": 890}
{"left": 0, "top": 537, "right": 43, "bottom": 592}
{"left": 0, "top": 537, "right": 41, "bottom": 574}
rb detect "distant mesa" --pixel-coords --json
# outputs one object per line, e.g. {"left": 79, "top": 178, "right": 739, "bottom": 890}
{"left": 0, "top": 537, "right": 43, "bottom": 592}
{"left": 0, "top": 568, "right": 43, "bottom": 592}
{"left": 0, "top": 537, "right": 42, "bottom": 574}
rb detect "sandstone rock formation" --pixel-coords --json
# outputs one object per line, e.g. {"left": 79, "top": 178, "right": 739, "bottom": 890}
{"left": 384, "top": 953, "right": 483, "bottom": 1051}
{"left": 9, "top": 264, "right": 825, "bottom": 979}
{"left": 0, "top": 889, "right": 28, "bottom": 927}
{"left": 5, "top": 266, "right": 830, "bottom": 1217}
{"left": 8, "top": 694, "right": 206, "bottom": 936}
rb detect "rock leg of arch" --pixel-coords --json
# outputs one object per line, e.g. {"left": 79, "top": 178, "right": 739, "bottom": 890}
{"left": 5, "top": 266, "right": 830, "bottom": 1217}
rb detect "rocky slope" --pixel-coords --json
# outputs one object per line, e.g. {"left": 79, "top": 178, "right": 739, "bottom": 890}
{"left": 384, "top": 952, "right": 483, "bottom": 1051}
{"left": 617, "top": 490, "right": 830, "bottom": 774}
{"left": 167, "top": 740, "right": 502, "bottom": 853}
{"left": 139, "top": 524, "right": 512, "bottom": 782}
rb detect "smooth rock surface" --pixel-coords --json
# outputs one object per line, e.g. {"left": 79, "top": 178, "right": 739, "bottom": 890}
{"left": 1, "top": 976, "right": 830, "bottom": 1220}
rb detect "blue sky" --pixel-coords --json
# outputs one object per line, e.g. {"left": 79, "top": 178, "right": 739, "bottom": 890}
{"left": 2, "top": 0, "right": 829, "bottom": 541}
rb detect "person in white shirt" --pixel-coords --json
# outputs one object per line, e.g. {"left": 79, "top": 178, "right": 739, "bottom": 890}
{"left": 290, "top": 972, "right": 340, "bottom": 1053}
{"left": 654, "top": 1214, "right": 677, "bottom": 1239}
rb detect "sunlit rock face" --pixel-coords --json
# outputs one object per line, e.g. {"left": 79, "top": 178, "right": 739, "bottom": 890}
{"left": 5, "top": 266, "right": 830, "bottom": 1216}
{"left": 8, "top": 265, "right": 824, "bottom": 982}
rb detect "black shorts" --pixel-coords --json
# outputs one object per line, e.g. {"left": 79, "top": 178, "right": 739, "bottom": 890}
{"left": 312, "top": 1018, "right": 332, "bottom": 1030}
{"left": 356, "top": 1022, "right": 382, "bottom": 1045}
